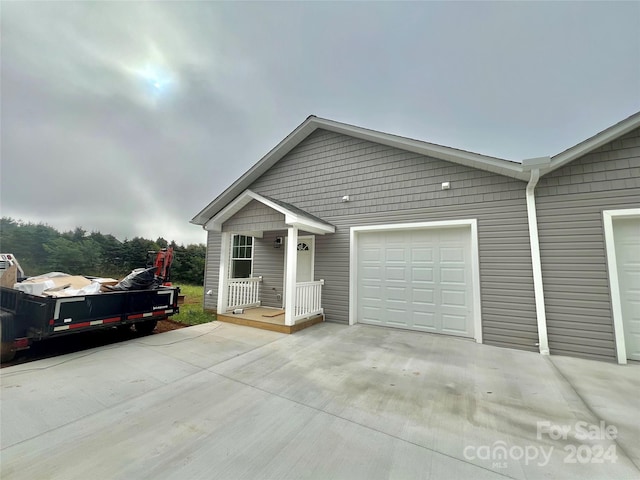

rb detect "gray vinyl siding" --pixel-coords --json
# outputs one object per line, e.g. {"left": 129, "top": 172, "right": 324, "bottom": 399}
{"left": 253, "top": 231, "right": 286, "bottom": 308}
{"left": 222, "top": 200, "right": 287, "bottom": 232}
{"left": 536, "top": 127, "right": 640, "bottom": 361}
{"left": 203, "top": 129, "right": 539, "bottom": 352}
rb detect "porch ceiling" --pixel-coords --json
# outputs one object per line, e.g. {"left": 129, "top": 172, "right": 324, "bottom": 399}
{"left": 204, "top": 189, "right": 336, "bottom": 235}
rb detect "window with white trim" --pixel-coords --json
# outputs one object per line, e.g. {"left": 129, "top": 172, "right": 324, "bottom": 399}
{"left": 231, "top": 235, "right": 253, "bottom": 278}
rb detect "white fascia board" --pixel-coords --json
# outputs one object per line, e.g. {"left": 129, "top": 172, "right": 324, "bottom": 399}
{"left": 548, "top": 112, "right": 640, "bottom": 174}
{"left": 204, "top": 190, "right": 289, "bottom": 232}
{"left": 203, "top": 191, "right": 256, "bottom": 231}
{"left": 191, "top": 118, "right": 319, "bottom": 226}
{"left": 314, "top": 118, "right": 527, "bottom": 180}
{"left": 205, "top": 189, "right": 334, "bottom": 235}
{"left": 286, "top": 216, "right": 335, "bottom": 235}
{"left": 521, "top": 156, "right": 552, "bottom": 171}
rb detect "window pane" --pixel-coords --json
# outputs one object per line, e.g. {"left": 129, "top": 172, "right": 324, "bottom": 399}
{"left": 232, "top": 235, "right": 253, "bottom": 253}
{"left": 232, "top": 260, "right": 252, "bottom": 278}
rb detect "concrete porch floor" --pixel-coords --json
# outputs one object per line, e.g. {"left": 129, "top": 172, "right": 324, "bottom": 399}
{"left": 217, "top": 306, "right": 323, "bottom": 334}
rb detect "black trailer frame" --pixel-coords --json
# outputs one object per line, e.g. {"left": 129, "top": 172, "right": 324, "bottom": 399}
{"left": 0, "top": 286, "right": 180, "bottom": 362}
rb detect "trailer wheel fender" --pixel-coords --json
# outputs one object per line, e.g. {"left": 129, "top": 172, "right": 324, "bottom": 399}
{"left": 0, "top": 310, "right": 17, "bottom": 363}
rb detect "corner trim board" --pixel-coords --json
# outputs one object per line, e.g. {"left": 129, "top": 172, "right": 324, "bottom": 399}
{"left": 603, "top": 208, "right": 640, "bottom": 364}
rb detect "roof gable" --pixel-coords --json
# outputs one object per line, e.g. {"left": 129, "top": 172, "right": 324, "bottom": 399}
{"left": 191, "top": 112, "right": 640, "bottom": 226}
{"left": 547, "top": 111, "right": 640, "bottom": 173}
{"left": 204, "top": 190, "right": 335, "bottom": 235}
{"left": 191, "top": 116, "right": 526, "bottom": 225}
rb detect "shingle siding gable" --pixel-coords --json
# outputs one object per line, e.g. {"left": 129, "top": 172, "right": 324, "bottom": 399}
{"left": 221, "top": 200, "right": 287, "bottom": 232}
{"left": 536, "top": 126, "right": 640, "bottom": 361}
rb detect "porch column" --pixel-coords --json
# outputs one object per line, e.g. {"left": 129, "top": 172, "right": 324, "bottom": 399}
{"left": 284, "top": 226, "right": 298, "bottom": 326}
{"left": 217, "top": 231, "right": 231, "bottom": 314}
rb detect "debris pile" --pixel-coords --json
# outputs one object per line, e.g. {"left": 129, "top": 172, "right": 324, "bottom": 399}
{"left": 12, "top": 267, "right": 163, "bottom": 298}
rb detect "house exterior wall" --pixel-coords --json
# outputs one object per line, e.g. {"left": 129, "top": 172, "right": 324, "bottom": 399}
{"left": 204, "top": 231, "right": 221, "bottom": 311}
{"left": 536, "top": 127, "right": 640, "bottom": 361}
{"left": 254, "top": 231, "right": 286, "bottom": 308}
{"left": 205, "top": 129, "right": 539, "bottom": 352}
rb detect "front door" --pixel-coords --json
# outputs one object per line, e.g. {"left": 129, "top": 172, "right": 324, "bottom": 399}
{"left": 295, "top": 238, "right": 314, "bottom": 282}
{"left": 283, "top": 236, "right": 315, "bottom": 306}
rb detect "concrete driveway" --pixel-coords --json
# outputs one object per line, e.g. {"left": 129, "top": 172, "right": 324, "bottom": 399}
{"left": 1, "top": 322, "right": 639, "bottom": 480}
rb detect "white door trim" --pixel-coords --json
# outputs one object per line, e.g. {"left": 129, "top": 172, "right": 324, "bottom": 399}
{"left": 603, "top": 208, "right": 640, "bottom": 364}
{"left": 282, "top": 235, "right": 315, "bottom": 307}
{"left": 349, "top": 219, "right": 482, "bottom": 343}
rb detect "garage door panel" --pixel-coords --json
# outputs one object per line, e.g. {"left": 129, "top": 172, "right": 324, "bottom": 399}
{"left": 411, "top": 247, "right": 434, "bottom": 262}
{"left": 413, "top": 312, "right": 437, "bottom": 330}
{"left": 386, "top": 286, "right": 407, "bottom": 301}
{"left": 361, "top": 246, "right": 382, "bottom": 259}
{"left": 385, "top": 266, "right": 407, "bottom": 280}
{"left": 361, "top": 266, "right": 382, "bottom": 279}
{"left": 386, "top": 310, "right": 410, "bottom": 327}
{"left": 441, "top": 267, "right": 466, "bottom": 284}
{"left": 412, "top": 266, "right": 434, "bottom": 281}
{"left": 385, "top": 248, "right": 406, "bottom": 262}
{"left": 411, "top": 288, "right": 434, "bottom": 305}
{"left": 361, "top": 285, "right": 382, "bottom": 300}
{"left": 441, "top": 289, "right": 467, "bottom": 307}
{"left": 361, "top": 305, "right": 384, "bottom": 323}
{"left": 442, "top": 314, "right": 469, "bottom": 336}
{"left": 357, "top": 226, "right": 474, "bottom": 339}
{"left": 440, "top": 246, "right": 465, "bottom": 262}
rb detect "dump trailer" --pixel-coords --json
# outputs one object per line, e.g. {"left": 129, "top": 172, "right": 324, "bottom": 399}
{"left": 0, "top": 285, "right": 180, "bottom": 362}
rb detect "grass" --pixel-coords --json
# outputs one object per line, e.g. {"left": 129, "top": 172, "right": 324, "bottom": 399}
{"left": 170, "top": 284, "right": 217, "bottom": 326}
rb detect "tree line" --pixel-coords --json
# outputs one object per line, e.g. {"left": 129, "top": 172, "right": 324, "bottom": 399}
{"left": 0, "top": 218, "right": 206, "bottom": 285}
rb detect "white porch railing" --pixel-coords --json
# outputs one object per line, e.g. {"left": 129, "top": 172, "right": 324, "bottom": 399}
{"left": 227, "top": 277, "right": 262, "bottom": 310}
{"left": 293, "top": 279, "right": 324, "bottom": 321}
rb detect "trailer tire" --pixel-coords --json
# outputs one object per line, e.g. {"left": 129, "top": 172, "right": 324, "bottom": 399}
{"left": 0, "top": 310, "right": 17, "bottom": 363}
{"left": 133, "top": 320, "right": 157, "bottom": 335}
{"left": 116, "top": 324, "right": 132, "bottom": 332}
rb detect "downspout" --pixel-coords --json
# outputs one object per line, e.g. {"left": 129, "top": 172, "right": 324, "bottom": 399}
{"left": 526, "top": 168, "right": 549, "bottom": 355}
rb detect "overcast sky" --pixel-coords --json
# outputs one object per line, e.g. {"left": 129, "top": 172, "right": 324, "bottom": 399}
{"left": 2, "top": 1, "right": 639, "bottom": 245}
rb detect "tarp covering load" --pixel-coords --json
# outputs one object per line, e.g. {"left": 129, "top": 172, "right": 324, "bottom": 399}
{"left": 106, "top": 267, "right": 159, "bottom": 291}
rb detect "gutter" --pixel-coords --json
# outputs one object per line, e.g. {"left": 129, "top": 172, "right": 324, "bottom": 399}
{"left": 525, "top": 166, "right": 550, "bottom": 355}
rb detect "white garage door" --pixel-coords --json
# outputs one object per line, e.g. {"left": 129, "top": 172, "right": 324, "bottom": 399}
{"left": 357, "top": 226, "right": 475, "bottom": 338}
{"left": 613, "top": 217, "right": 640, "bottom": 361}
